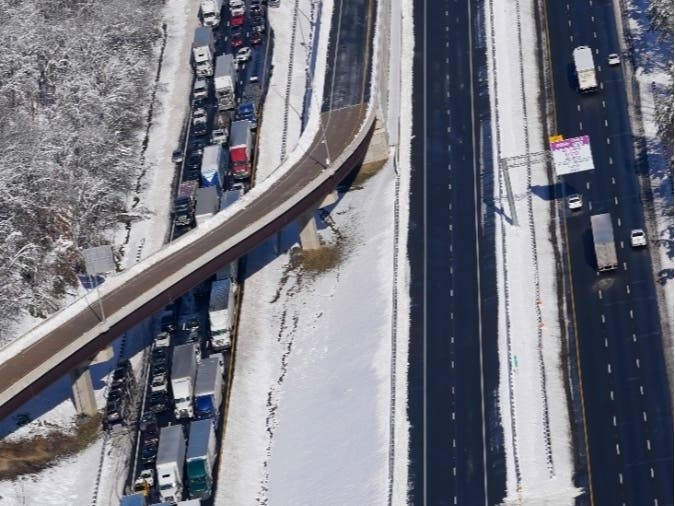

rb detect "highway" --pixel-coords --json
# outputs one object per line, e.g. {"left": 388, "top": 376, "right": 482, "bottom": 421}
{"left": 545, "top": 0, "right": 674, "bottom": 504}
{"left": 407, "top": 0, "right": 505, "bottom": 504}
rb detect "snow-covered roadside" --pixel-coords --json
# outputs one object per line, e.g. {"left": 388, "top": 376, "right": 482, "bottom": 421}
{"left": 255, "top": 0, "right": 316, "bottom": 181}
{"left": 217, "top": 164, "right": 397, "bottom": 504}
{"left": 114, "top": 0, "right": 200, "bottom": 268}
{"left": 614, "top": 0, "right": 673, "bottom": 385}
{"left": 485, "top": 0, "right": 580, "bottom": 503}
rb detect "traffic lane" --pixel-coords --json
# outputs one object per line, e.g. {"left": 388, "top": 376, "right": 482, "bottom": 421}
{"left": 423, "top": 7, "right": 488, "bottom": 506}
{"left": 322, "top": 0, "right": 374, "bottom": 111}
{"left": 0, "top": 106, "right": 366, "bottom": 397}
{"left": 564, "top": 214, "right": 631, "bottom": 504}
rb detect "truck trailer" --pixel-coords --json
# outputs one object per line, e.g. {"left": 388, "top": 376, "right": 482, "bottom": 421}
{"left": 120, "top": 493, "right": 146, "bottom": 506}
{"left": 156, "top": 425, "right": 187, "bottom": 504}
{"left": 591, "top": 213, "right": 618, "bottom": 271}
{"left": 201, "top": 144, "right": 225, "bottom": 189}
{"left": 171, "top": 344, "right": 198, "bottom": 419}
{"left": 186, "top": 419, "right": 218, "bottom": 500}
{"left": 209, "top": 279, "right": 235, "bottom": 350}
{"left": 573, "top": 46, "right": 598, "bottom": 93}
{"left": 229, "top": 120, "right": 253, "bottom": 179}
{"left": 200, "top": 0, "right": 223, "bottom": 26}
{"left": 192, "top": 27, "right": 215, "bottom": 77}
{"left": 173, "top": 181, "right": 198, "bottom": 227}
{"left": 194, "top": 355, "right": 225, "bottom": 420}
{"left": 215, "top": 54, "right": 237, "bottom": 111}
{"left": 195, "top": 186, "right": 220, "bottom": 227}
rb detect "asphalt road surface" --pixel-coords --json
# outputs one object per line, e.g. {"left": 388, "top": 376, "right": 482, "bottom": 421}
{"left": 408, "top": 0, "right": 505, "bottom": 504}
{"left": 545, "top": 0, "right": 674, "bottom": 504}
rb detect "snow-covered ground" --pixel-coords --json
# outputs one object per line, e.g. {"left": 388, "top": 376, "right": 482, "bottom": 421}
{"left": 217, "top": 165, "right": 396, "bottom": 504}
{"left": 616, "top": 0, "right": 674, "bottom": 383}
{"left": 485, "top": 0, "right": 579, "bottom": 504}
{"left": 0, "top": 0, "right": 196, "bottom": 502}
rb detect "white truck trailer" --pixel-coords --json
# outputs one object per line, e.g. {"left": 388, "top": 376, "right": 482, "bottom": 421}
{"left": 195, "top": 186, "right": 220, "bottom": 227}
{"left": 215, "top": 54, "right": 237, "bottom": 111}
{"left": 192, "top": 27, "right": 215, "bottom": 77}
{"left": 194, "top": 355, "right": 225, "bottom": 420}
{"left": 573, "top": 46, "right": 598, "bottom": 93}
{"left": 156, "top": 425, "right": 187, "bottom": 503}
{"left": 171, "top": 344, "right": 198, "bottom": 419}
{"left": 200, "top": 0, "right": 223, "bottom": 26}
{"left": 186, "top": 419, "right": 218, "bottom": 500}
{"left": 591, "top": 213, "right": 618, "bottom": 271}
{"left": 209, "top": 279, "right": 235, "bottom": 350}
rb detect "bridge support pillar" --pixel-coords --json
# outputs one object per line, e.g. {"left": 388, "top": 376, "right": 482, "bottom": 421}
{"left": 70, "top": 364, "right": 97, "bottom": 416}
{"left": 297, "top": 209, "right": 322, "bottom": 250}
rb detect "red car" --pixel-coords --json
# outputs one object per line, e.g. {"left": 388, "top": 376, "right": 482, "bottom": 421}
{"left": 230, "top": 28, "right": 245, "bottom": 48}
{"left": 250, "top": 31, "right": 263, "bottom": 45}
{"left": 231, "top": 13, "right": 245, "bottom": 26}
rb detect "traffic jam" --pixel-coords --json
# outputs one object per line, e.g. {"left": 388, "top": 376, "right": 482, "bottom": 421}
{"left": 110, "top": 0, "right": 274, "bottom": 503}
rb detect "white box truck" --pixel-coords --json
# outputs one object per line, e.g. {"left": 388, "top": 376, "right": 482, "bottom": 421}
{"left": 195, "top": 186, "right": 220, "bottom": 227}
{"left": 201, "top": 0, "right": 223, "bottom": 26}
{"left": 192, "top": 27, "right": 215, "bottom": 77}
{"left": 156, "top": 425, "right": 187, "bottom": 503}
{"left": 194, "top": 355, "right": 225, "bottom": 420}
{"left": 591, "top": 213, "right": 618, "bottom": 271}
{"left": 171, "top": 344, "right": 198, "bottom": 419}
{"left": 573, "top": 46, "right": 598, "bottom": 93}
{"left": 214, "top": 54, "right": 237, "bottom": 111}
{"left": 200, "top": 144, "right": 225, "bottom": 189}
{"left": 186, "top": 419, "right": 218, "bottom": 499}
{"left": 209, "top": 279, "right": 235, "bottom": 350}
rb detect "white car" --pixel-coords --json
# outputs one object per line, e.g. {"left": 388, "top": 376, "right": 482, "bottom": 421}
{"left": 607, "top": 53, "right": 621, "bottom": 66}
{"left": 192, "top": 108, "right": 207, "bottom": 125}
{"left": 567, "top": 194, "right": 583, "bottom": 211}
{"left": 236, "top": 47, "right": 252, "bottom": 63}
{"left": 150, "top": 373, "right": 168, "bottom": 393}
{"left": 133, "top": 468, "right": 155, "bottom": 492}
{"left": 154, "top": 331, "right": 170, "bottom": 348}
{"left": 630, "top": 228, "right": 647, "bottom": 247}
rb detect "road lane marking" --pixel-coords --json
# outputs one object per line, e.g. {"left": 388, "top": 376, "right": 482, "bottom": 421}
{"left": 610, "top": 390, "right": 614, "bottom": 400}
{"left": 646, "top": 439, "right": 651, "bottom": 451}
{"left": 612, "top": 415, "right": 617, "bottom": 426}
{"left": 643, "top": 411, "right": 648, "bottom": 421}
{"left": 601, "top": 314, "right": 606, "bottom": 323}
{"left": 602, "top": 100, "right": 606, "bottom": 108}
{"left": 607, "top": 363, "right": 612, "bottom": 374}
{"left": 640, "top": 385, "right": 644, "bottom": 395}
{"left": 629, "top": 309, "right": 633, "bottom": 319}
{"left": 579, "top": 121, "right": 583, "bottom": 130}
{"left": 598, "top": 290, "right": 603, "bottom": 299}
{"left": 626, "top": 284, "right": 630, "bottom": 294}
{"left": 636, "top": 358, "right": 640, "bottom": 368}
{"left": 616, "top": 443, "right": 620, "bottom": 455}
{"left": 618, "top": 473, "right": 623, "bottom": 484}
{"left": 604, "top": 337, "right": 608, "bottom": 347}
{"left": 623, "top": 262, "right": 628, "bottom": 271}
{"left": 633, "top": 333, "right": 637, "bottom": 342}
{"left": 615, "top": 196, "right": 619, "bottom": 205}
{"left": 586, "top": 181, "right": 591, "bottom": 189}
{"left": 607, "top": 137, "right": 611, "bottom": 144}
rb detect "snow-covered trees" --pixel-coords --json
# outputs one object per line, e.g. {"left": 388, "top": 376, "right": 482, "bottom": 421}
{"left": 0, "top": 0, "right": 163, "bottom": 331}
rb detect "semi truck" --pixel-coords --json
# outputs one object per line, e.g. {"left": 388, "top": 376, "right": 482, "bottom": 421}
{"left": 573, "top": 46, "right": 598, "bottom": 93}
{"left": 591, "top": 213, "right": 618, "bottom": 271}
{"left": 229, "top": 120, "right": 252, "bottom": 179}
{"left": 236, "top": 102, "right": 257, "bottom": 129}
{"left": 211, "top": 111, "right": 231, "bottom": 145}
{"left": 195, "top": 186, "right": 220, "bottom": 227}
{"left": 194, "top": 355, "right": 225, "bottom": 420}
{"left": 173, "top": 181, "right": 198, "bottom": 227}
{"left": 209, "top": 279, "right": 235, "bottom": 350}
{"left": 192, "top": 27, "right": 215, "bottom": 77}
{"left": 200, "top": 0, "right": 223, "bottom": 26}
{"left": 156, "top": 425, "right": 187, "bottom": 504}
{"left": 219, "top": 187, "right": 242, "bottom": 212}
{"left": 215, "top": 54, "right": 237, "bottom": 111}
{"left": 186, "top": 419, "right": 218, "bottom": 500}
{"left": 171, "top": 344, "right": 198, "bottom": 419}
{"left": 120, "top": 493, "right": 146, "bottom": 506}
{"left": 201, "top": 144, "right": 225, "bottom": 189}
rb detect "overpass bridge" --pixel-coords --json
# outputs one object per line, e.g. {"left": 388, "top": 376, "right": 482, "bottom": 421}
{"left": 0, "top": 0, "right": 385, "bottom": 420}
